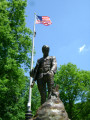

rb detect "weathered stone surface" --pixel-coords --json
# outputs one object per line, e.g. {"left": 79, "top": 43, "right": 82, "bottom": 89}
{"left": 33, "top": 86, "right": 69, "bottom": 120}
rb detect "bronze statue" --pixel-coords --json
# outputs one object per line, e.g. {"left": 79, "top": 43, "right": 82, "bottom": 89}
{"left": 30, "top": 45, "right": 57, "bottom": 104}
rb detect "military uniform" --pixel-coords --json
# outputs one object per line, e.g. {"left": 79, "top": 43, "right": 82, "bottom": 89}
{"left": 34, "top": 56, "right": 57, "bottom": 104}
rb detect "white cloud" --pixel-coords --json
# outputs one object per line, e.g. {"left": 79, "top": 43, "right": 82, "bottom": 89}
{"left": 79, "top": 44, "right": 86, "bottom": 53}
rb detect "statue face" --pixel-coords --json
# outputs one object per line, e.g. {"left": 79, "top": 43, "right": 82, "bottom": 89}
{"left": 42, "top": 45, "right": 49, "bottom": 57}
{"left": 43, "top": 49, "right": 49, "bottom": 56}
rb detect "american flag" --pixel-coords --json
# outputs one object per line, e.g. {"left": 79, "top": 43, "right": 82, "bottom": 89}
{"left": 36, "top": 15, "right": 52, "bottom": 26}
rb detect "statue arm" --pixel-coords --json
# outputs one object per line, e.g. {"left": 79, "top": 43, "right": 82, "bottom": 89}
{"left": 30, "top": 60, "right": 39, "bottom": 79}
{"left": 30, "top": 69, "right": 34, "bottom": 78}
{"left": 51, "top": 57, "right": 57, "bottom": 74}
{"left": 30, "top": 60, "right": 39, "bottom": 88}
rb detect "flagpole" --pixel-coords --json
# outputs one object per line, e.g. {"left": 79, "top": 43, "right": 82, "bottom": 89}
{"left": 25, "top": 13, "right": 36, "bottom": 120}
{"left": 28, "top": 13, "right": 36, "bottom": 111}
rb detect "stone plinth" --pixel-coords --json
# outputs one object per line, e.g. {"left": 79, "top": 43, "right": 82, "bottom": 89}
{"left": 33, "top": 86, "right": 69, "bottom": 120}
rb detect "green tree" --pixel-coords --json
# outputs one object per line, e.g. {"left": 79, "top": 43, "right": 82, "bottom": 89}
{"left": 74, "top": 99, "right": 90, "bottom": 120}
{"left": 74, "top": 71, "right": 90, "bottom": 120}
{"left": 31, "top": 84, "right": 41, "bottom": 115}
{"left": 0, "top": 0, "right": 32, "bottom": 119}
{"left": 54, "top": 63, "right": 90, "bottom": 120}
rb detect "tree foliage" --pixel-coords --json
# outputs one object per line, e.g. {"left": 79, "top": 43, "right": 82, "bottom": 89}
{"left": 54, "top": 63, "right": 90, "bottom": 120}
{"left": 31, "top": 84, "right": 41, "bottom": 115}
{"left": 0, "top": 0, "right": 32, "bottom": 119}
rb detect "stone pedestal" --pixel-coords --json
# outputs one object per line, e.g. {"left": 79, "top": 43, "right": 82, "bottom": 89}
{"left": 33, "top": 86, "right": 70, "bottom": 120}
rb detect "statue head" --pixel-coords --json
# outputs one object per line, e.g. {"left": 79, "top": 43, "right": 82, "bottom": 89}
{"left": 42, "top": 45, "right": 50, "bottom": 57}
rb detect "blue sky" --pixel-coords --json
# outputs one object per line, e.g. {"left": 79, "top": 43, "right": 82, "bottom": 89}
{"left": 25, "top": 0, "right": 90, "bottom": 71}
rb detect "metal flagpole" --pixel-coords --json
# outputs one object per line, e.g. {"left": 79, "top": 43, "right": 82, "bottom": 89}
{"left": 25, "top": 13, "right": 36, "bottom": 120}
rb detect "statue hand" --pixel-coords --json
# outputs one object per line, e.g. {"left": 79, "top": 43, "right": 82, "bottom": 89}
{"left": 47, "top": 71, "right": 54, "bottom": 77}
{"left": 30, "top": 69, "right": 34, "bottom": 78}
{"left": 31, "top": 81, "right": 35, "bottom": 88}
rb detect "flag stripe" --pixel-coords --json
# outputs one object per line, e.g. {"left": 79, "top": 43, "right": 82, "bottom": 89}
{"left": 36, "top": 15, "right": 52, "bottom": 26}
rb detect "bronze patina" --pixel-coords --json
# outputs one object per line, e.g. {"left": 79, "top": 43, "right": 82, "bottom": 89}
{"left": 30, "top": 45, "right": 57, "bottom": 104}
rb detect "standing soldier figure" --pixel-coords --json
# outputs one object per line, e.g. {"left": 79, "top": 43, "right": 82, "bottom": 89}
{"left": 30, "top": 45, "right": 57, "bottom": 105}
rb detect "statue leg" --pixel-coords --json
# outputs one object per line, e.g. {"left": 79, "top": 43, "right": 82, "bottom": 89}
{"left": 47, "top": 77, "right": 54, "bottom": 97}
{"left": 37, "top": 78, "right": 46, "bottom": 105}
